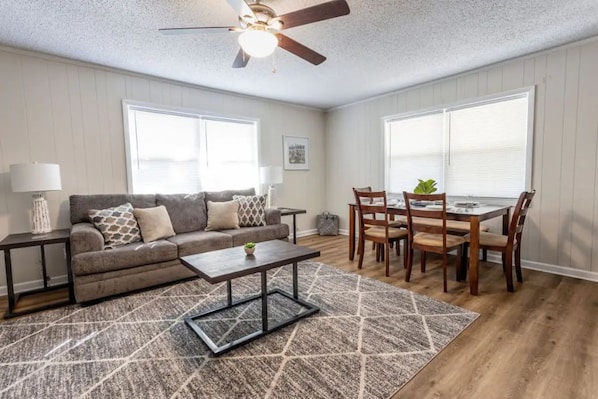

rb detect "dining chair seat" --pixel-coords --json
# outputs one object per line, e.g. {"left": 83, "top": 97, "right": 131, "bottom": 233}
{"left": 414, "top": 232, "right": 466, "bottom": 248}
{"left": 464, "top": 231, "right": 507, "bottom": 248}
{"left": 365, "top": 226, "right": 408, "bottom": 240}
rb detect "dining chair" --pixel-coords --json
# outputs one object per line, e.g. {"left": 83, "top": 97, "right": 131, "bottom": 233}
{"left": 353, "top": 186, "right": 403, "bottom": 256}
{"left": 403, "top": 191, "right": 466, "bottom": 292}
{"left": 353, "top": 189, "right": 409, "bottom": 276}
{"left": 462, "top": 190, "right": 536, "bottom": 292}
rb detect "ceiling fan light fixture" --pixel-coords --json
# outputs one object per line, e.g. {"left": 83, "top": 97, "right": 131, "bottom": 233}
{"left": 238, "top": 29, "right": 278, "bottom": 58}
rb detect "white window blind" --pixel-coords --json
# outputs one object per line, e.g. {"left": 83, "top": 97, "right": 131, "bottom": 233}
{"left": 200, "top": 118, "right": 259, "bottom": 191}
{"left": 124, "top": 102, "right": 259, "bottom": 194}
{"left": 387, "top": 113, "right": 444, "bottom": 193}
{"left": 129, "top": 110, "right": 200, "bottom": 194}
{"left": 446, "top": 97, "right": 528, "bottom": 197}
{"left": 384, "top": 89, "right": 533, "bottom": 198}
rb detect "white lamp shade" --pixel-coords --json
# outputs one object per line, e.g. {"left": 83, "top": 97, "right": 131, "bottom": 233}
{"left": 238, "top": 29, "right": 278, "bottom": 58}
{"left": 260, "top": 166, "right": 283, "bottom": 185}
{"left": 10, "top": 163, "right": 62, "bottom": 192}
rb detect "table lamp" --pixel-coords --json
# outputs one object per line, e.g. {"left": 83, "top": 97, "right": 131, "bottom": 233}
{"left": 260, "top": 166, "right": 283, "bottom": 209}
{"left": 10, "top": 162, "right": 62, "bottom": 234}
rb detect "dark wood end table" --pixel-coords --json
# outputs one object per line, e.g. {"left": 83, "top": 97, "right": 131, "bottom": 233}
{"left": 0, "top": 229, "right": 74, "bottom": 319}
{"left": 180, "top": 240, "right": 320, "bottom": 356}
{"left": 278, "top": 207, "right": 307, "bottom": 244}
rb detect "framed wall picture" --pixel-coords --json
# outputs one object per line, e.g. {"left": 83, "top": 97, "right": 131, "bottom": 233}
{"left": 283, "top": 136, "right": 310, "bottom": 170}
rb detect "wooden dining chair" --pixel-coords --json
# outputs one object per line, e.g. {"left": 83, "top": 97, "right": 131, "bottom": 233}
{"left": 353, "top": 186, "right": 403, "bottom": 255}
{"left": 353, "top": 189, "right": 409, "bottom": 277}
{"left": 462, "top": 190, "right": 536, "bottom": 292}
{"left": 403, "top": 192, "right": 466, "bottom": 292}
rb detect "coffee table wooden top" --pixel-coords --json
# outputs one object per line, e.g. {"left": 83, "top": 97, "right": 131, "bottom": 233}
{"left": 179, "top": 240, "right": 320, "bottom": 284}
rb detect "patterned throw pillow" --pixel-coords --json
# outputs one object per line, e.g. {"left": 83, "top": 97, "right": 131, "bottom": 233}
{"left": 88, "top": 203, "right": 141, "bottom": 249}
{"left": 233, "top": 194, "right": 267, "bottom": 227}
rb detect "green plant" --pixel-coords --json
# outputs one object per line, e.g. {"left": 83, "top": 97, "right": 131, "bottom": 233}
{"left": 413, "top": 179, "right": 438, "bottom": 194}
{"left": 244, "top": 242, "right": 256, "bottom": 249}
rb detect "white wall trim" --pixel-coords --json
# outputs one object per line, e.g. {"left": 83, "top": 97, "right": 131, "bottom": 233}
{"left": 3, "top": 242, "right": 596, "bottom": 296}
{"left": 338, "top": 231, "right": 598, "bottom": 283}
{"left": 0, "top": 275, "right": 68, "bottom": 296}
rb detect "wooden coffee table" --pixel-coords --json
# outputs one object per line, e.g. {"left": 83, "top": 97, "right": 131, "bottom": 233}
{"left": 179, "top": 240, "right": 320, "bottom": 356}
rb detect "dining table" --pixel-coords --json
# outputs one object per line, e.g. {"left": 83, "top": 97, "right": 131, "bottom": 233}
{"left": 348, "top": 202, "right": 512, "bottom": 295}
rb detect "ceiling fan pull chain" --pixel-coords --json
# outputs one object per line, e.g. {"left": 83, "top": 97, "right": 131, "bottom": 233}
{"left": 271, "top": 51, "right": 277, "bottom": 74}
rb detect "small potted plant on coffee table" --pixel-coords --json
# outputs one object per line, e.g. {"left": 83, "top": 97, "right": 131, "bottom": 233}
{"left": 244, "top": 242, "right": 256, "bottom": 255}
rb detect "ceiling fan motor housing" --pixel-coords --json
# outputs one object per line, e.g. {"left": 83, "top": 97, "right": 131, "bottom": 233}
{"left": 239, "top": 3, "right": 279, "bottom": 28}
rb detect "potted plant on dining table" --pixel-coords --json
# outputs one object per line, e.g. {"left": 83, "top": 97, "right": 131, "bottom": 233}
{"left": 413, "top": 178, "right": 438, "bottom": 195}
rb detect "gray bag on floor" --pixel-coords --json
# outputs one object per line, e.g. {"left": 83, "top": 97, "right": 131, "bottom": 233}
{"left": 317, "top": 211, "right": 339, "bottom": 236}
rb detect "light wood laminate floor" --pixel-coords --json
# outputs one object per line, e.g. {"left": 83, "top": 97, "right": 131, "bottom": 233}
{"left": 1, "top": 235, "right": 596, "bottom": 398}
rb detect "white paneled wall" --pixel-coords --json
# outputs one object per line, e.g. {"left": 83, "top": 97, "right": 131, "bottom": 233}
{"left": 0, "top": 47, "right": 326, "bottom": 292}
{"left": 326, "top": 38, "right": 598, "bottom": 281}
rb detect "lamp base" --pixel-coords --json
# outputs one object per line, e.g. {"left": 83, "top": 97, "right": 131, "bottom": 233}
{"left": 32, "top": 193, "right": 52, "bottom": 234}
{"left": 267, "top": 185, "right": 277, "bottom": 209}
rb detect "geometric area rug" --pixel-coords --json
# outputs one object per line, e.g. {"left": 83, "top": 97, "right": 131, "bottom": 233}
{"left": 0, "top": 261, "right": 478, "bottom": 398}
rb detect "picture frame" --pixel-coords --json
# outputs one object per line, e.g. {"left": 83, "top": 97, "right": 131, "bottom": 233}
{"left": 283, "top": 136, "right": 310, "bottom": 170}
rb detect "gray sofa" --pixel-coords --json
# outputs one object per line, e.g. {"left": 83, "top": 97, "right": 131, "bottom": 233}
{"left": 69, "top": 189, "right": 289, "bottom": 303}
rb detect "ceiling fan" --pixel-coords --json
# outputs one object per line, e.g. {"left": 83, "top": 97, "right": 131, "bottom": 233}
{"left": 159, "top": 0, "right": 350, "bottom": 68}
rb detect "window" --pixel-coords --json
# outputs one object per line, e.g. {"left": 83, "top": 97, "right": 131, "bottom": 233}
{"left": 123, "top": 102, "right": 259, "bottom": 194}
{"left": 384, "top": 89, "right": 534, "bottom": 198}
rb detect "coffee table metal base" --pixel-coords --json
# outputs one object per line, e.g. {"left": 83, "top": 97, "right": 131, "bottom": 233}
{"left": 185, "top": 270, "right": 319, "bottom": 356}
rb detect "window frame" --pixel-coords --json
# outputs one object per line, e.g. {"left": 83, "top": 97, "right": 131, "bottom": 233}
{"left": 122, "top": 100, "right": 261, "bottom": 194}
{"left": 383, "top": 87, "right": 535, "bottom": 199}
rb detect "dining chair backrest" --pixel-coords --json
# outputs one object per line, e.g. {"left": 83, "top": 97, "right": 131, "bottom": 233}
{"left": 353, "top": 189, "right": 389, "bottom": 231}
{"left": 508, "top": 190, "right": 536, "bottom": 247}
{"left": 402, "top": 192, "right": 448, "bottom": 237}
{"left": 354, "top": 186, "right": 373, "bottom": 204}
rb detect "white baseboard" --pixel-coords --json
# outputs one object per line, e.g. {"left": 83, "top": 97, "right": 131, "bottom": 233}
{"left": 0, "top": 275, "right": 68, "bottom": 296}
{"left": 338, "top": 230, "right": 598, "bottom": 283}
{"left": 5, "top": 237, "right": 595, "bottom": 297}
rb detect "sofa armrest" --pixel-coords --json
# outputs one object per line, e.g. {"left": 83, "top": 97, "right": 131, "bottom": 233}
{"left": 71, "top": 223, "right": 104, "bottom": 256}
{"left": 265, "top": 208, "right": 281, "bottom": 225}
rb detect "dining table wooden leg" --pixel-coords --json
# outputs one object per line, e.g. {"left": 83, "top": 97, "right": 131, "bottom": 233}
{"left": 349, "top": 204, "right": 356, "bottom": 260}
{"left": 469, "top": 216, "right": 481, "bottom": 295}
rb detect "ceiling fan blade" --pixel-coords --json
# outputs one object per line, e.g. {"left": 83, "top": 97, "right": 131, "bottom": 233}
{"left": 159, "top": 26, "right": 237, "bottom": 35}
{"left": 275, "top": 33, "right": 326, "bottom": 65}
{"left": 232, "top": 48, "right": 250, "bottom": 68}
{"left": 226, "top": 0, "right": 256, "bottom": 21}
{"left": 276, "top": 0, "right": 350, "bottom": 30}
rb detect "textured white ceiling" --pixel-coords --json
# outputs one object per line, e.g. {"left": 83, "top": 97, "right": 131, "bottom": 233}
{"left": 1, "top": 0, "right": 598, "bottom": 109}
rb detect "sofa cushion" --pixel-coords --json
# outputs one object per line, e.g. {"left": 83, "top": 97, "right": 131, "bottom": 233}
{"left": 223, "top": 224, "right": 290, "bottom": 247}
{"left": 156, "top": 193, "right": 208, "bottom": 233}
{"left": 204, "top": 188, "right": 255, "bottom": 203}
{"left": 233, "top": 194, "right": 267, "bottom": 227}
{"left": 72, "top": 240, "right": 178, "bottom": 275}
{"left": 88, "top": 203, "right": 141, "bottom": 249}
{"left": 133, "top": 206, "right": 176, "bottom": 243}
{"left": 70, "top": 194, "right": 156, "bottom": 224}
{"left": 167, "top": 231, "right": 233, "bottom": 257}
{"left": 205, "top": 200, "right": 240, "bottom": 231}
